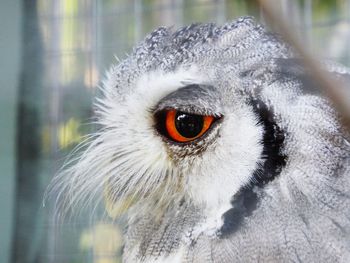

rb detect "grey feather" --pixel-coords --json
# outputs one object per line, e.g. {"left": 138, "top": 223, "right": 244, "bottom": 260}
{"left": 51, "top": 17, "right": 350, "bottom": 262}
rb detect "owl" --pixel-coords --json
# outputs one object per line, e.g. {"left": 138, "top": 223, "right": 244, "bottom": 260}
{"left": 51, "top": 17, "right": 350, "bottom": 262}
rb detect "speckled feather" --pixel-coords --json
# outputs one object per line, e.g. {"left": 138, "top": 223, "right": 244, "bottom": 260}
{"left": 51, "top": 17, "right": 350, "bottom": 262}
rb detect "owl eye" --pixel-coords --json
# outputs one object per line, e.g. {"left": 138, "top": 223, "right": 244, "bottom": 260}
{"left": 157, "top": 109, "right": 216, "bottom": 143}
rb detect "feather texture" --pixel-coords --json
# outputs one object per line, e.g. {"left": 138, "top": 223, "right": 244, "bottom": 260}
{"left": 48, "top": 17, "right": 350, "bottom": 262}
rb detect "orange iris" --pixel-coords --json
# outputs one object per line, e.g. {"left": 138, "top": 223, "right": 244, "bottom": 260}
{"left": 165, "top": 109, "right": 215, "bottom": 142}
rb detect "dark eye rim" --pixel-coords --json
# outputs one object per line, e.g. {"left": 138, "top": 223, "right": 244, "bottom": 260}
{"left": 154, "top": 109, "right": 223, "bottom": 145}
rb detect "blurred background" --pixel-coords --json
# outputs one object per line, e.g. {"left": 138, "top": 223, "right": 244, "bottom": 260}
{"left": 0, "top": 0, "right": 349, "bottom": 262}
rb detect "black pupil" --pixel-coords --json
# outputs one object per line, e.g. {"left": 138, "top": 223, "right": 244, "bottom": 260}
{"left": 175, "top": 111, "right": 204, "bottom": 138}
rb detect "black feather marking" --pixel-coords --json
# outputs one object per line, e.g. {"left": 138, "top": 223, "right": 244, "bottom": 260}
{"left": 219, "top": 187, "right": 259, "bottom": 238}
{"left": 218, "top": 99, "right": 287, "bottom": 238}
{"left": 251, "top": 98, "right": 287, "bottom": 186}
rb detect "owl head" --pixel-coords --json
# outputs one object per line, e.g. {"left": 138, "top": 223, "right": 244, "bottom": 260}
{"left": 51, "top": 17, "right": 350, "bottom": 261}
